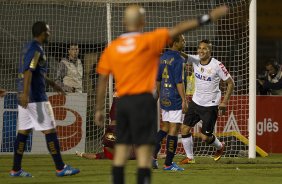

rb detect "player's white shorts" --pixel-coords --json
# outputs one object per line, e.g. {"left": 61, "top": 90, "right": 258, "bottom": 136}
{"left": 18, "top": 101, "right": 56, "bottom": 131}
{"left": 161, "top": 109, "right": 184, "bottom": 123}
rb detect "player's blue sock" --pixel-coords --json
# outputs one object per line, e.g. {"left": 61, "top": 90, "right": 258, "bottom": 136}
{"left": 165, "top": 135, "right": 178, "bottom": 166}
{"left": 137, "top": 168, "right": 151, "bottom": 184}
{"left": 112, "top": 166, "right": 124, "bottom": 184}
{"left": 45, "top": 132, "right": 65, "bottom": 170}
{"left": 153, "top": 130, "right": 167, "bottom": 159}
{"left": 12, "top": 133, "right": 28, "bottom": 171}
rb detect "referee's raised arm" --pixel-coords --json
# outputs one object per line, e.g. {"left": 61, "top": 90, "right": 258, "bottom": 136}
{"left": 169, "top": 5, "right": 229, "bottom": 39}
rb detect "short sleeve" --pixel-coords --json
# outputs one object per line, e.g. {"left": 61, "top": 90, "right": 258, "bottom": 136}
{"left": 24, "top": 47, "right": 41, "bottom": 71}
{"left": 218, "top": 62, "right": 231, "bottom": 81}
{"left": 147, "top": 28, "right": 171, "bottom": 55}
{"left": 96, "top": 47, "right": 111, "bottom": 75}
{"left": 187, "top": 55, "right": 200, "bottom": 64}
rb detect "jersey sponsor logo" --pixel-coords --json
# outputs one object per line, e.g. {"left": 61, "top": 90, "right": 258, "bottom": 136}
{"left": 219, "top": 63, "right": 229, "bottom": 76}
{"left": 195, "top": 72, "right": 211, "bottom": 81}
{"left": 207, "top": 68, "right": 213, "bottom": 74}
{"left": 161, "top": 98, "right": 171, "bottom": 107}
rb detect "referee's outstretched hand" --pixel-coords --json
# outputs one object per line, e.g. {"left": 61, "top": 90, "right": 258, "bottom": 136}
{"left": 95, "top": 110, "right": 104, "bottom": 128}
{"left": 209, "top": 5, "right": 229, "bottom": 22}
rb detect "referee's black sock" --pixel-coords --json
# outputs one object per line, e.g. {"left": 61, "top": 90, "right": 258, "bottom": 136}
{"left": 45, "top": 132, "right": 65, "bottom": 171}
{"left": 12, "top": 133, "right": 28, "bottom": 171}
{"left": 153, "top": 130, "right": 167, "bottom": 159}
{"left": 164, "top": 135, "right": 178, "bottom": 166}
{"left": 112, "top": 166, "right": 124, "bottom": 184}
{"left": 137, "top": 168, "right": 151, "bottom": 184}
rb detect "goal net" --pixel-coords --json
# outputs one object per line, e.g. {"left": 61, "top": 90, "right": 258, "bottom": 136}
{"left": 0, "top": 0, "right": 256, "bottom": 157}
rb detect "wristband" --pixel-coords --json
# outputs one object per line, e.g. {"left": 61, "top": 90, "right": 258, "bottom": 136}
{"left": 198, "top": 14, "right": 211, "bottom": 26}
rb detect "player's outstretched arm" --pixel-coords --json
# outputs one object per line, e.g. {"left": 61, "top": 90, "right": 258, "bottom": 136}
{"left": 169, "top": 5, "right": 228, "bottom": 39}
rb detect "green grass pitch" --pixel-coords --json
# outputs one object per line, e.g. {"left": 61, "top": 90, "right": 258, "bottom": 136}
{"left": 1, "top": 154, "right": 282, "bottom": 184}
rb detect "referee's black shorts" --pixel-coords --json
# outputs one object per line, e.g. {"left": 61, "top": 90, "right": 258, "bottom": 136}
{"left": 116, "top": 93, "right": 157, "bottom": 145}
{"left": 183, "top": 100, "right": 218, "bottom": 136}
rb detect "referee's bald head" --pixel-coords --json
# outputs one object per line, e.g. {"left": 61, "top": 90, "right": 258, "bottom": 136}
{"left": 123, "top": 5, "right": 145, "bottom": 32}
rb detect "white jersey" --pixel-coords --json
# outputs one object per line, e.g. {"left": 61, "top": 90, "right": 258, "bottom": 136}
{"left": 187, "top": 55, "right": 231, "bottom": 107}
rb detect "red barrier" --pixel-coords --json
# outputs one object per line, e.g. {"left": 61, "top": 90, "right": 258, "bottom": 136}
{"left": 256, "top": 96, "right": 282, "bottom": 153}
{"left": 161, "top": 96, "right": 282, "bottom": 153}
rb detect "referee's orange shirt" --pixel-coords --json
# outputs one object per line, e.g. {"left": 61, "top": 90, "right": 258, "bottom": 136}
{"left": 97, "top": 28, "right": 171, "bottom": 97}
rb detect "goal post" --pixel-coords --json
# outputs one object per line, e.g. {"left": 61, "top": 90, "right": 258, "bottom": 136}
{"left": 0, "top": 0, "right": 259, "bottom": 157}
{"left": 249, "top": 0, "right": 257, "bottom": 159}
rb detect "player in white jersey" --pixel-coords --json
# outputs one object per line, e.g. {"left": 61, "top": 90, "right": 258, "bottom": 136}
{"left": 181, "top": 39, "right": 234, "bottom": 162}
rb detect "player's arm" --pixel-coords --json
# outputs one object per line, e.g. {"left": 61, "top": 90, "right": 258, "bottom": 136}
{"left": 20, "top": 70, "right": 32, "bottom": 108}
{"left": 45, "top": 74, "right": 66, "bottom": 95}
{"left": 219, "top": 77, "right": 234, "bottom": 115}
{"left": 169, "top": 5, "right": 228, "bottom": 39}
{"left": 20, "top": 49, "right": 41, "bottom": 108}
{"left": 176, "top": 82, "right": 188, "bottom": 113}
{"left": 180, "top": 52, "right": 188, "bottom": 59}
{"left": 156, "top": 65, "right": 162, "bottom": 100}
{"left": 0, "top": 88, "right": 6, "bottom": 97}
{"left": 156, "top": 81, "right": 160, "bottom": 100}
{"left": 95, "top": 74, "right": 109, "bottom": 127}
{"left": 175, "top": 59, "right": 188, "bottom": 112}
{"left": 222, "top": 77, "right": 234, "bottom": 104}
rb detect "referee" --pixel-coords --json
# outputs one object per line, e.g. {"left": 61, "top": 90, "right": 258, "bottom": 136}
{"left": 95, "top": 4, "right": 228, "bottom": 184}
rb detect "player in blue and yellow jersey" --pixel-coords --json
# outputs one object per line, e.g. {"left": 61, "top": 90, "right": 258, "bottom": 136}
{"left": 10, "top": 21, "right": 79, "bottom": 177}
{"left": 153, "top": 35, "right": 187, "bottom": 171}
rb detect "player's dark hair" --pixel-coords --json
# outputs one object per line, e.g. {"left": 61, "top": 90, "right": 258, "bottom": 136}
{"left": 169, "top": 35, "right": 183, "bottom": 48}
{"left": 65, "top": 43, "right": 79, "bottom": 58}
{"left": 173, "top": 35, "right": 182, "bottom": 43}
{"left": 199, "top": 39, "right": 212, "bottom": 49}
{"left": 200, "top": 39, "right": 212, "bottom": 45}
{"left": 68, "top": 42, "right": 78, "bottom": 49}
{"left": 32, "top": 21, "right": 48, "bottom": 37}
